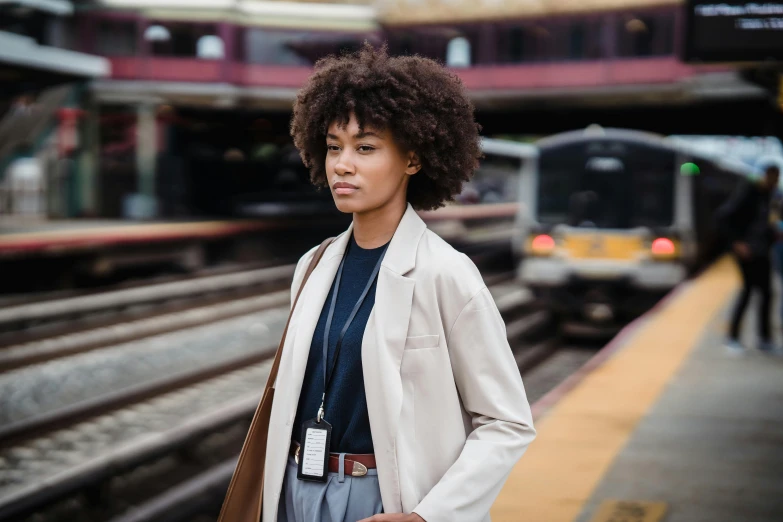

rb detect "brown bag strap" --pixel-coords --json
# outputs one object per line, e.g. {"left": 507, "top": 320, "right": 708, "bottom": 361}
{"left": 266, "top": 237, "right": 334, "bottom": 390}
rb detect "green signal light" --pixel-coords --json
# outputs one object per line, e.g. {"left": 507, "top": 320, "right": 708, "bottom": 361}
{"left": 680, "top": 162, "right": 700, "bottom": 176}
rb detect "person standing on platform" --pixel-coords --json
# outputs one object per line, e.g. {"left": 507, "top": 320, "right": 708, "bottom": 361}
{"left": 218, "top": 44, "right": 536, "bottom": 522}
{"left": 721, "top": 164, "right": 780, "bottom": 354}
{"left": 769, "top": 168, "right": 783, "bottom": 331}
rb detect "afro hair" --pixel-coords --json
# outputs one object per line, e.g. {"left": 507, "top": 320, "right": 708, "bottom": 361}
{"left": 290, "top": 43, "right": 482, "bottom": 211}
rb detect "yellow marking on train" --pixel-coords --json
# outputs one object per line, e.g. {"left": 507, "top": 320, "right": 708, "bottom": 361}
{"left": 490, "top": 256, "right": 739, "bottom": 522}
{"left": 562, "top": 233, "right": 645, "bottom": 261}
{"left": 587, "top": 501, "right": 667, "bottom": 522}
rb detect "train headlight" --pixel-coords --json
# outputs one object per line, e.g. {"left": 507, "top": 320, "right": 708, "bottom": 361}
{"left": 651, "top": 237, "right": 677, "bottom": 259}
{"left": 530, "top": 234, "right": 556, "bottom": 256}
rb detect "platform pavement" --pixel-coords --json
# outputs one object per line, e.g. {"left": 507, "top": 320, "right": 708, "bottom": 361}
{"left": 491, "top": 256, "right": 783, "bottom": 522}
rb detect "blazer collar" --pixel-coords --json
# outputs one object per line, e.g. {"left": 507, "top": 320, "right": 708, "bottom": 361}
{"left": 383, "top": 203, "right": 427, "bottom": 275}
{"left": 324, "top": 203, "right": 426, "bottom": 274}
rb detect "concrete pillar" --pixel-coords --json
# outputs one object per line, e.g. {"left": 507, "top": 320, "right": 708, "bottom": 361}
{"left": 134, "top": 102, "right": 158, "bottom": 218}
{"left": 76, "top": 96, "right": 100, "bottom": 216}
{"left": 57, "top": 85, "right": 92, "bottom": 217}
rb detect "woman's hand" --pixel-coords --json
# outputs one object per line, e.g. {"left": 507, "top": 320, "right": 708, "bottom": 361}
{"left": 358, "top": 513, "right": 425, "bottom": 522}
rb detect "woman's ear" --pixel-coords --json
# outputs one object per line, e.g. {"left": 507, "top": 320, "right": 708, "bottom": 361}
{"left": 406, "top": 152, "right": 422, "bottom": 176}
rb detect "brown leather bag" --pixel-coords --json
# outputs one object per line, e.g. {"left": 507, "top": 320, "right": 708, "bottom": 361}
{"left": 217, "top": 237, "right": 334, "bottom": 522}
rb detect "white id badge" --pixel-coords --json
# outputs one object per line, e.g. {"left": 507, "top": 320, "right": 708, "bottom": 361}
{"left": 297, "top": 418, "right": 332, "bottom": 482}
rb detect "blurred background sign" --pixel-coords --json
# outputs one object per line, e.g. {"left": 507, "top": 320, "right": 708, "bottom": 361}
{"left": 684, "top": 0, "right": 783, "bottom": 62}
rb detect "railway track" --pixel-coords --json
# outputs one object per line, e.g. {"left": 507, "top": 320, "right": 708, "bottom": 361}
{"left": 0, "top": 289, "right": 291, "bottom": 374}
{"left": 0, "top": 261, "right": 273, "bottom": 310}
{"left": 0, "top": 274, "right": 556, "bottom": 522}
{"left": 0, "top": 264, "right": 298, "bottom": 348}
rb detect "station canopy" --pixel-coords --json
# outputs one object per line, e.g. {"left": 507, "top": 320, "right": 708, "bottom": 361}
{"left": 94, "top": 0, "right": 377, "bottom": 31}
{"left": 0, "top": 0, "right": 73, "bottom": 15}
{"left": 0, "top": 31, "right": 109, "bottom": 99}
{"left": 375, "top": 0, "right": 679, "bottom": 25}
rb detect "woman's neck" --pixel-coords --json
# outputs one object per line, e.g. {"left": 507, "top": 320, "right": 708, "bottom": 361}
{"left": 352, "top": 198, "right": 407, "bottom": 249}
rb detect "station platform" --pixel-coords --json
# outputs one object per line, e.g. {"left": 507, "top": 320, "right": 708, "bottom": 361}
{"left": 493, "top": 256, "right": 783, "bottom": 522}
{"left": 0, "top": 219, "right": 281, "bottom": 257}
{"left": 0, "top": 216, "right": 348, "bottom": 293}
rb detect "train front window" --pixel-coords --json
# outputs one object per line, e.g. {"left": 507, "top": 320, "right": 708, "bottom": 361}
{"left": 538, "top": 147, "right": 675, "bottom": 229}
{"left": 631, "top": 167, "right": 674, "bottom": 227}
{"left": 537, "top": 167, "right": 580, "bottom": 224}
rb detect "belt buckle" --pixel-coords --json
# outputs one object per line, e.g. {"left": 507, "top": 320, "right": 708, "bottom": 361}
{"left": 350, "top": 460, "right": 368, "bottom": 477}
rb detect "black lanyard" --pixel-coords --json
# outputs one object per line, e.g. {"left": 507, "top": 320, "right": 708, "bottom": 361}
{"left": 316, "top": 240, "right": 388, "bottom": 423}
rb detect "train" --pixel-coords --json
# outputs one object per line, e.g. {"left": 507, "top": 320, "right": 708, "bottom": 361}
{"left": 510, "top": 126, "right": 751, "bottom": 330}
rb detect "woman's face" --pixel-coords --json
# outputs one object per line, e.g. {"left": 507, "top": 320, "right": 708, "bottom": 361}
{"left": 325, "top": 114, "right": 419, "bottom": 216}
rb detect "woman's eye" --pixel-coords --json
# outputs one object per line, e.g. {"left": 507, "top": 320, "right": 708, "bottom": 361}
{"left": 358, "top": 145, "right": 375, "bottom": 153}
{"left": 327, "top": 145, "right": 340, "bottom": 152}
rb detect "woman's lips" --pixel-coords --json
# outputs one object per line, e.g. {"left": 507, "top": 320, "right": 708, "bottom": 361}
{"left": 333, "top": 182, "right": 358, "bottom": 195}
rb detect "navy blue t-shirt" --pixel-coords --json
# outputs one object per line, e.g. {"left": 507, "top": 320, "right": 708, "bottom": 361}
{"left": 293, "top": 234, "right": 387, "bottom": 454}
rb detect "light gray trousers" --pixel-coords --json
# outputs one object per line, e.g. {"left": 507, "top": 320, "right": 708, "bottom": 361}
{"left": 277, "top": 456, "right": 384, "bottom": 522}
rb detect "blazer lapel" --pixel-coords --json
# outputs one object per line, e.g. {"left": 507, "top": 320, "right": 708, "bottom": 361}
{"left": 285, "top": 227, "right": 353, "bottom": 395}
{"left": 363, "top": 204, "right": 427, "bottom": 514}
{"left": 263, "top": 228, "right": 352, "bottom": 521}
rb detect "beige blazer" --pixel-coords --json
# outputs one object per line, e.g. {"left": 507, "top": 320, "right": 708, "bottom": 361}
{"left": 262, "top": 204, "right": 536, "bottom": 522}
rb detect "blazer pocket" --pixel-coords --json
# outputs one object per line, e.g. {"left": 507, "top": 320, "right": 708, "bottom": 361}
{"left": 404, "top": 334, "right": 440, "bottom": 351}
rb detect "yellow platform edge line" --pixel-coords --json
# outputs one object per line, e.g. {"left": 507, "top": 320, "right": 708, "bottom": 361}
{"left": 491, "top": 256, "right": 739, "bottom": 522}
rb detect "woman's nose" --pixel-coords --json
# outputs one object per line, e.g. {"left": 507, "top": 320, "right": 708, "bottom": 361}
{"left": 334, "top": 151, "right": 354, "bottom": 176}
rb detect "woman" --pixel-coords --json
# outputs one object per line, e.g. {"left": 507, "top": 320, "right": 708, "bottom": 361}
{"left": 221, "top": 44, "right": 536, "bottom": 522}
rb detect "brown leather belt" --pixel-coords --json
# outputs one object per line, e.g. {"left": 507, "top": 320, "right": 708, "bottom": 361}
{"left": 290, "top": 441, "right": 376, "bottom": 477}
